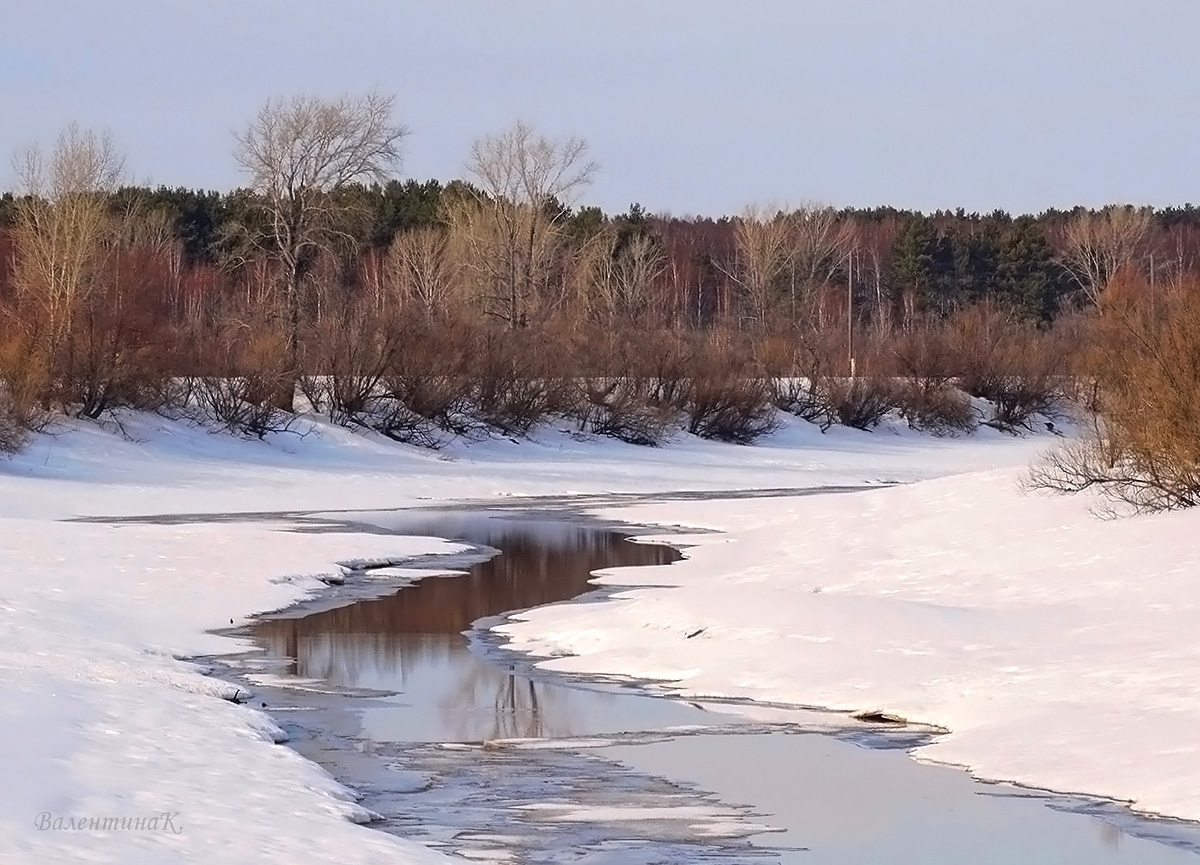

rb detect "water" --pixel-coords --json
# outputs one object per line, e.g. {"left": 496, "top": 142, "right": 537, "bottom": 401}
{"left": 238, "top": 509, "right": 1200, "bottom": 864}
{"left": 252, "top": 513, "right": 696, "bottom": 743}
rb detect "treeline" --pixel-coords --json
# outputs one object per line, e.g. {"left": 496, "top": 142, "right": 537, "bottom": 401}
{"left": 5, "top": 183, "right": 1200, "bottom": 327}
{"left": 1, "top": 97, "right": 1198, "bottom": 513}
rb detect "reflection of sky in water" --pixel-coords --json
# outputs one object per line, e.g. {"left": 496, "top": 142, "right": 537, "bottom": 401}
{"left": 251, "top": 510, "right": 1200, "bottom": 863}
{"left": 254, "top": 512, "right": 702, "bottom": 742}
{"left": 605, "top": 733, "right": 1200, "bottom": 865}
{"left": 295, "top": 629, "right": 710, "bottom": 742}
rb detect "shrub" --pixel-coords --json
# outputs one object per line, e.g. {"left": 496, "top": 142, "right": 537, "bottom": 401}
{"left": 1029, "top": 276, "right": 1200, "bottom": 512}
{"left": 186, "top": 311, "right": 293, "bottom": 439}
{"left": 304, "top": 302, "right": 401, "bottom": 426}
{"left": 379, "top": 323, "right": 475, "bottom": 447}
{"left": 894, "top": 381, "right": 977, "bottom": 435}
{"left": 950, "top": 306, "right": 1064, "bottom": 432}
{"left": 683, "top": 334, "right": 780, "bottom": 444}
{"left": 0, "top": 329, "right": 48, "bottom": 453}
{"left": 561, "top": 332, "right": 683, "bottom": 446}
{"left": 468, "top": 330, "right": 562, "bottom": 437}
{"left": 191, "top": 375, "right": 293, "bottom": 439}
{"left": 570, "top": 377, "right": 680, "bottom": 446}
{"left": 821, "top": 375, "right": 900, "bottom": 431}
{"left": 768, "top": 334, "right": 835, "bottom": 427}
{"left": 903, "top": 387, "right": 976, "bottom": 435}
{"left": 772, "top": 376, "right": 829, "bottom": 428}
{"left": 686, "top": 373, "right": 780, "bottom": 443}
{"left": 892, "top": 325, "right": 956, "bottom": 393}
{"left": 0, "top": 391, "right": 28, "bottom": 454}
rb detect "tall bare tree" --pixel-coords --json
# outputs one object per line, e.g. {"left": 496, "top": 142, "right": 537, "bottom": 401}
{"left": 234, "top": 91, "right": 408, "bottom": 407}
{"left": 718, "top": 204, "right": 794, "bottom": 328}
{"left": 790, "top": 204, "right": 853, "bottom": 328}
{"left": 450, "top": 122, "right": 597, "bottom": 327}
{"left": 588, "top": 230, "right": 666, "bottom": 321}
{"left": 10, "top": 124, "right": 125, "bottom": 349}
{"left": 1061, "top": 205, "right": 1153, "bottom": 305}
{"left": 849, "top": 216, "right": 901, "bottom": 336}
{"left": 386, "top": 226, "right": 458, "bottom": 315}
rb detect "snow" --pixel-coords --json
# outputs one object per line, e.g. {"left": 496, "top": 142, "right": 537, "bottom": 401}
{"left": 498, "top": 467, "right": 1200, "bottom": 823}
{"left": 2, "top": 404, "right": 1162, "bottom": 863}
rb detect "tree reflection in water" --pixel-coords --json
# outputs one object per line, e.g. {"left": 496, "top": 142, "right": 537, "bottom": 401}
{"left": 251, "top": 515, "right": 678, "bottom": 741}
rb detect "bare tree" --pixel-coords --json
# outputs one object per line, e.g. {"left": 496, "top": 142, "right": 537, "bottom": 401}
{"left": 1061, "top": 205, "right": 1152, "bottom": 305}
{"left": 850, "top": 216, "right": 901, "bottom": 336}
{"left": 718, "top": 204, "right": 793, "bottom": 329}
{"left": 387, "top": 226, "right": 458, "bottom": 315}
{"left": 451, "top": 122, "right": 597, "bottom": 326}
{"left": 790, "top": 203, "right": 853, "bottom": 328}
{"left": 589, "top": 231, "right": 666, "bottom": 321}
{"left": 233, "top": 91, "right": 409, "bottom": 407}
{"left": 10, "top": 124, "right": 125, "bottom": 349}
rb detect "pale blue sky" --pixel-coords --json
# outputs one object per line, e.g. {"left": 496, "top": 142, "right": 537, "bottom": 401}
{"left": 2, "top": 1, "right": 1196, "bottom": 216}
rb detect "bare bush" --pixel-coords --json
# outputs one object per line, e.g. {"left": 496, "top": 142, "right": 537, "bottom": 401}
{"left": 891, "top": 327, "right": 976, "bottom": 435}
{"left": 950, "top": 306, "right": 1064, "bottom": 431}
{"left": 192, "top": 375, "right": 293, "bottom": 439}
{"left": 821, "top": 375, "right": 900, "bottom": 430}
{"left": 468, "top": 330, "right": 566, "bottom": 437}
{"left": 640, "top": 330, "right": 692, "bottom": 410}
{"left": 892, "top": 325, "right": 955, "bottom": 391}
{"left": 570, "top": 376, "right": 680, "bottom": 446}
{"left": 378, "top": 319, "right": 476, "bottom": 447}
{"left": 767, "top": 334, "right": 835, "bottom": 428}
{"left": 687, "top": 374, "right": 779, "bottom": 443}
{"left": 683, "top": 335, "right": 780, "bottom": 444}
{"left": 56, "top": 243, "right": 176, "bottom": 419}
{"left": 1026, "top": 432, "right": 1200, "bottom": 514}
{"left": 356, "top": 397, "right": 451, "bottom": 449}
{"left": 559, "top": 331, "right": 682, "bottom": 446}
{"left": 894, "top": 381, "right": 976, "bottom": 435}
{"left": 0, "top": 347, "right": 41, "bottom": 453}
{"left": 1029, "top": 276, "right": 1200, "bottom": 512}
{"left": 0, "top": 320, "right": 49, "bottom": 453}
{"left": 187, "top": 310, "right": 293, "bottom": 438}
{"left": 303, "top": 293, "right": 402, "bottom": 426}
{"left": 0, "top": 395, "right": 26, "bottom": 453}
{"left": 985, "top": 366, "right": 1062, "bottom": 431}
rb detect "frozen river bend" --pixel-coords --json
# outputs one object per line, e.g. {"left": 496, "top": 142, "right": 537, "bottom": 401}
{"left": 230, "top": 507, "right": 1200, "bottom": 863}
{"left": 1, "top": 409, "right": 1198, "bottom": 862}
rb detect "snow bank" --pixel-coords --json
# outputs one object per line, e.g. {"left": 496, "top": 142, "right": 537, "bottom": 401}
{"left": 498, "top": 468, "right": 1200, "bottom": 821}
{"left": 0, "top": 517, "right": 462, "bottom": 864}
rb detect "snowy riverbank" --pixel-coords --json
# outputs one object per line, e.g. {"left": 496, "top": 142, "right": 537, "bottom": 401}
{"left": 0, "top": 408, "right": 1131, "bottom": 863}
{"left": 501, "top": 469, "right": 1200, "bottom": 823}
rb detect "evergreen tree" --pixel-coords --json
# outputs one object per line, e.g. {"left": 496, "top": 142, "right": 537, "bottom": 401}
{"left": 995, "top": 216, "right": 1065, "bottom": 319}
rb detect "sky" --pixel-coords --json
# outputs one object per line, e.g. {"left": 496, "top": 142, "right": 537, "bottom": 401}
{"left": 1, "top": 1, "right": 1197, "bottom": 217}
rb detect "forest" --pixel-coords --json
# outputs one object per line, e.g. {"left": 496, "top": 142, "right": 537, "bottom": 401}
{"left": 1, "top": 93, "right": 1197, "bottom": 511}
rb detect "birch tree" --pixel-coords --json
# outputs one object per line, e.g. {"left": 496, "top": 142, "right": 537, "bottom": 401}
{"left": 10, "top": 124, "right": 125, "bottom": 349}
{"left": 450, "top": 122, "right": 597, "bottom": 326}
{"left": 1062, "top": 205, "right": 1153, "bottom": 305}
